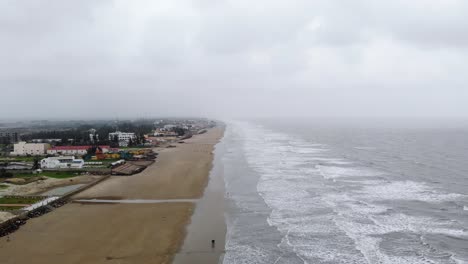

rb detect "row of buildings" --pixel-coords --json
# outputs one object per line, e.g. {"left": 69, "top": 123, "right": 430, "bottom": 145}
{"left": 9, "top": 131, "right": 137, "bottom": 156}
{"left": 11, "top": 142, "right": 114, "bottom": 156}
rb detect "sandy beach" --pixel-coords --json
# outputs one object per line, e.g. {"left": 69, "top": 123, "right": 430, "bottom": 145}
{"left": 0, "top": 127, "right": 224, "bottom": 264}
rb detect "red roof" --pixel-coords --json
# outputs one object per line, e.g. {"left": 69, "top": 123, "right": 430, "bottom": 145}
{"left": 49, "top": 145, "right": 110, "bottom": 151}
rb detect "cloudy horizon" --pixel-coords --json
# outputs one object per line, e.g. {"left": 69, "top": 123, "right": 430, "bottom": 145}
{"left": 2, "top": 0, "right": 468, "bottom": 120}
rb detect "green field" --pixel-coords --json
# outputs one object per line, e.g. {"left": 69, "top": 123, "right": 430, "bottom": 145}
{"left": 0, "top": 196, "right": 42, "bottom": 204}
{"left": 42, "top": 171, "right": 83, "bottom": 179}
{"left": 0, "top": 205, "right": 25, "bottom": 211}
{"left": 12, "top": 170, "right": 83, "bottom": 179}
{"left": 0, "top": 156, "right": 43, "bottom": 162}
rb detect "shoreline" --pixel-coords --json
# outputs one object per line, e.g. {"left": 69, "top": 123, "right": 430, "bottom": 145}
{"left": 0, "top": 127, "right": 224, "bottom": 264}
{"left": 174, "top": 127, "right": 227, "bottom": 264}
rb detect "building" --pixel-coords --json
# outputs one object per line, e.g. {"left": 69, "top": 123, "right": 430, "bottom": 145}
{"left": 47, "top": 145, "right": 110, "bottom": 156}
{"left": 163, "top": 124, "right": 177, "bottom": 130}
{"left": 11, "top": 142, "right": 51, "bottom": 156}
{"left": 0, "top": 131, "right": 19, "bottom": 144}
{"left": 108, "top": 132, "right": 136, "bottom": 147}
{"left": 40, "top": 156, "right": 84, "bottom": 169}
{"left": 31, "top": 139, "right": 62, "bottom": 143}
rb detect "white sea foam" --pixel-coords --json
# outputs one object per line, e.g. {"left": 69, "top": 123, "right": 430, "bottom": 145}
{"left": 310, "top": 157, "right": 354, "bottom": 165}
{"left": 357, "top": 180, "right": 464, "bottom": 203}
{"left": 317, "top": 165, "right": 383, "bottom": 179}
{"left": 354, "top": 146, "right": 377, "bottom": 150}
{"left": 228, "top": 121, "right": 466, "bottom": 264}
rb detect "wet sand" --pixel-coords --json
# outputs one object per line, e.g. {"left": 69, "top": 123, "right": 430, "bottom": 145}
{"left": 0, "top": 127, "right": 224, "bottom": 264}
{"left": 174, "top": 131, "right": 227, "bottom": 264}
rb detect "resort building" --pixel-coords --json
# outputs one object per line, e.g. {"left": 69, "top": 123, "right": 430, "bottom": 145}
{"left": 47, "top": 145, "right": 110, "bottom": 156}
{"left": 40, "top": 156, "right": 85, "bottom": 169}
{"left": 108, "top": 131, "right": 136, "bottom": 147}
{"left": 11, "top": 142, "right": 51, "bottom": 156}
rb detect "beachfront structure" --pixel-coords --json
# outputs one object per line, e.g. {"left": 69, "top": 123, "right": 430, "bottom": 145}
{"left": 108, "top": 131, "right": 136, "bottom": 147}
{"left": 11, "top": 142, "right": 51, "bottom": 156}
{"left": 47, "top": 145, "right": 110, "bottom": 156}
{"left": 40, "top": 156, "right": 85, "bottom": 169}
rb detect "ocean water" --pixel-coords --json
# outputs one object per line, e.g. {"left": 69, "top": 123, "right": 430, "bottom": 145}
{"left": 222, "top": 120, "right": 468, "bottom": 264}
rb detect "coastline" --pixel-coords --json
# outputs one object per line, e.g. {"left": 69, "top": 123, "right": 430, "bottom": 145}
{"left": 174, "top": 126, "right": 227, "bottom": 264}
{"left": 0, "top": 127, "right": 224, "bottom": 264}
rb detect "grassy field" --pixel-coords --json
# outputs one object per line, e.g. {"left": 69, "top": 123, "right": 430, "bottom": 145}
{"left": 0, "top": 196, "right": 42, "bottom": 204}
{"left": 0, "top": 156, "right": 43, "bottom": 162}
{"left": 13, "top": 171, "right": 82, "bottom": 179}
{"left": 0, "top": 205, "right": 25, "bottom": 211}
{"left": 42, "top": 171, "right": 83, "bottom": 179}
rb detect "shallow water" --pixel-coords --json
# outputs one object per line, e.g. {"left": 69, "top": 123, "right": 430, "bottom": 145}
{"left": 174, "top": 132, "right": 227, "bottom": 264}
{"left": 222, "top": 120, "right": 468, "bottom": 264}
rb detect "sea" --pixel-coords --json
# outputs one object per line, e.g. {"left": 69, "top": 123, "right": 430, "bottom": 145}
{"left": 220, "top": 119, "right": 468, "bottom": 264}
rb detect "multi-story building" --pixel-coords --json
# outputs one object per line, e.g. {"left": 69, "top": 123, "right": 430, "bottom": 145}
{"left": 108, "top": 132, "right": 136, "bottom": 147}
{"left": 11, "top": 142, "right": 51, "bottom": 156}
{"left": 0, "top": 131, "right": 19, "bottom": 144}
{"left": 47, "top": 145, "right": 111, "bottom": 156}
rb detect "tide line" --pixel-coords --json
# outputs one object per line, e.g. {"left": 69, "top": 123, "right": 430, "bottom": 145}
{"left": 74, "top": 199, "right": 198, "bottom": 204}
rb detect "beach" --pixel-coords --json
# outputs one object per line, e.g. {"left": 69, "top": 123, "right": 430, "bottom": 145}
{"left": 0, "top": 127, "right": 224, "bottom": 264}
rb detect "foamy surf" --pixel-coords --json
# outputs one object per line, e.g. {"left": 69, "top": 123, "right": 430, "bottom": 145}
{"left": 222, "top": 121, "right": 468, "bottom": 264}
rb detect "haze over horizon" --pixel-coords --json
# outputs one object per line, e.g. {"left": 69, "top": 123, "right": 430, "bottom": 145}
{"left": 2, "top": 0, "right": 468, "bottom": 120}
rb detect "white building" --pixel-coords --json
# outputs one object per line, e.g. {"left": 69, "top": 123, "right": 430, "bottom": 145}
{"left": 11, "top": 142, "right": 51, "bottom": 156}
{"left": 40, "top": 156, "right": 84, "bottom": 169}
{"left": 47, "top": 145, "right": 110, "bottom": 156}
{"left": 109, "top": 131, "right": 136, "bottom": 147}
{"left": 163, "top": 124, "right": 177, "bottom": 130}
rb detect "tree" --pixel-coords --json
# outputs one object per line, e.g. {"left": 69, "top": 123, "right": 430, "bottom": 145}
{"left": 32, "top": 156, "right": 40, "bottom": 170}
{"left": 0, "top": 168, "right": 13, "bottom": 178}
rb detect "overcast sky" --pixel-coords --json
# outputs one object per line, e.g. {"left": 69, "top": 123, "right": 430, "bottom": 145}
{"left": 1, "top": 0, "right": 468, "bottom": 120}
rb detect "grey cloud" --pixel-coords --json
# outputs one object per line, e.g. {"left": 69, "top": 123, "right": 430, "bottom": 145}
{"left": 1, "top": 0, "right": 468, "bottom": 120}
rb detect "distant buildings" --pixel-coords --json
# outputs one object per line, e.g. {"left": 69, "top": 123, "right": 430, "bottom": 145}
{"left": 11, "top": 142, "right": 51, "bottom": 156}
{"left": 40, "top": 156, "right": 85, "bottom": 169}
{"left": 163, "top": 124, "right": 177, "bottom": 130}
{"left": 31, "top": 139, "right": 62, "bottom": 143}
{"left": 153, "top": 129, "right": 178, "bottom": 137}
{"left": 47, "top": 145, "right": 111, "bottom": 156}
{"left": 108, "top": 131, "right": 136, "bottom": 147}
{"left": 0, "top": 131, "right": 19, "bottom": 144}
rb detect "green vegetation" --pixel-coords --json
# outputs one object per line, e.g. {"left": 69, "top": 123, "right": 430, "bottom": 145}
{"left": 10, "top": 173, "right": 35, "bottom": 178}
{"left": 0, "top": 168, "right": 13, "bottom": 178}
{"left": 0, "top": 184, "right": 8, "bottom": 189}
{"left": 41, "top": 171, "right": 82, "bottom": 179}
{"left": 0, "top": 196, "right": 42, "bottom": 204}
{"left": 1, "top": 156, "right": 41, "bottom": 162}
{"left": 12, "top": 170, "right": 82, "bottom": 179}
{"left": 0, "top": 205, "right": 25, "bottom": 211}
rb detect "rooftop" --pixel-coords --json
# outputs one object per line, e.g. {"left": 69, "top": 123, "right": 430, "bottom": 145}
{"left": 49, "top": 145, "right": 110, "bottom": 150}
